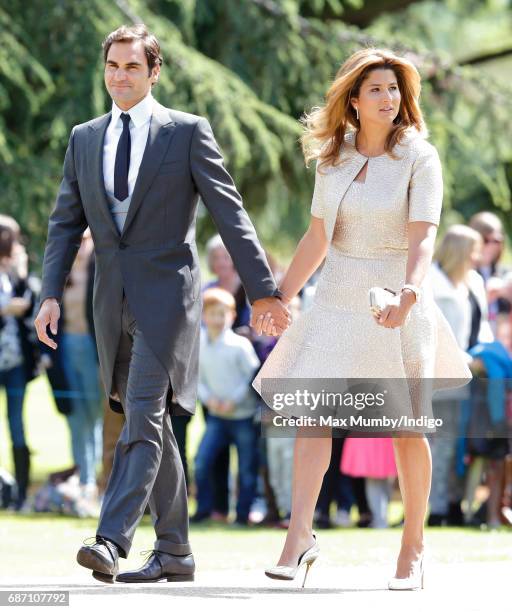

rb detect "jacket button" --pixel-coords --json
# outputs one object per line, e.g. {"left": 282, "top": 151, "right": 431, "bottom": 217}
{"left": 119, "top": 242, "right": 128, "bottom": 250}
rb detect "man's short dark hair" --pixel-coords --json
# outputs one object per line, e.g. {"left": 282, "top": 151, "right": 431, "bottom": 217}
{"left": 102, "top": 24, "right": 163, "bottom": 74}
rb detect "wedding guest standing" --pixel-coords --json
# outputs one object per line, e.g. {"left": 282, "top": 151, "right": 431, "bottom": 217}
{"left": 61, "top": 229, "right": 103, "bottom": 516}
{"left": 468, "top": 212, "right": 511, "bottom": 336}
{"left": 252, "top": 47, "right": 472, "bottom": 590}
{"left": 427, "top": 225, "right": 493, "bottom": 526}
{"left": 35, "top": 24, "right": 288, "bottom": 583}
{"left": 193, "top": 288, "right": 260, "bottom": 525}
{"left": 341, "top": 437, "right": 397, "bottom": 529}
{"left": 0, "top": 220, "right": 39, "bottom": 510}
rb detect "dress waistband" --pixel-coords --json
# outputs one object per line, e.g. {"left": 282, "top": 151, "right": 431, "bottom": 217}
{"left": 315, "top": 249, "right": 414, "bottom": 313}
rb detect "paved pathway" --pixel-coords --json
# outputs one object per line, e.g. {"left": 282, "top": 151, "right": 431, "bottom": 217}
{"left": 1, "top": 561, "right": 508, "bottom": 610}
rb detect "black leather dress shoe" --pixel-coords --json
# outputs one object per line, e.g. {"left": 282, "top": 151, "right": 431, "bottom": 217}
{"left": 76, "top": 536, "right": 120, "bottom": 583}
{"left": 116, "top": 550, "right": 195, "bottom": 583}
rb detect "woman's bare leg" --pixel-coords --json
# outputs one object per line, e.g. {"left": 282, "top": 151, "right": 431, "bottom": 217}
{"left": 392, "top": 434, "right": 431, "bottom": 578}
{"left": 276, "top": 426, "right": 331, "bottom": 566}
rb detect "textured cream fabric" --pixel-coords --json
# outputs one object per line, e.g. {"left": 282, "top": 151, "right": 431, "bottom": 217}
{"left": 310, "top": 128, "right": 445, "bottom": 242}
{"left": 252, "top": 128, "right": 473, "bottom": 428}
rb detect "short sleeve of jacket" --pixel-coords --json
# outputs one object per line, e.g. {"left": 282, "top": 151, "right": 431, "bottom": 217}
{"left": 408, "top": 143, "right": 443, "bottom": 225}
{"left": 310, "top": 160, "right": 325, "bottom": 219}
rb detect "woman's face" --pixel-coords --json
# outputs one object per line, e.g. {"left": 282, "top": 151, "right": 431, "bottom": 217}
{"left": 479, "top": 230, "right": 504, "bottom": 267}
{"left": 11, "top": 242, "right": 28, "bottom": 278}
{"left": 351, "top": 68, "right": 401, "bottom": 127}
{"left": 209, "top": 246, "right": 234, "bottom": 277}
{"left": 469, "top": 240, "right": 483, "bottom": 269}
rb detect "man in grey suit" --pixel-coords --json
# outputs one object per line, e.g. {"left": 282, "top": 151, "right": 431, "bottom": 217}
{"left": 35, "top": 24, "right": 290, "bottom": 584}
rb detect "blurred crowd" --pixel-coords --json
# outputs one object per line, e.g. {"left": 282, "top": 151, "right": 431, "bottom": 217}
{"left": 0, "top": 211, "right": 512, "bottom": 531}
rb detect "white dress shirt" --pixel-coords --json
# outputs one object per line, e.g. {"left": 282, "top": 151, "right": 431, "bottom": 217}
{"left": 103, "top": 92, "right": 154, "bottom": 233}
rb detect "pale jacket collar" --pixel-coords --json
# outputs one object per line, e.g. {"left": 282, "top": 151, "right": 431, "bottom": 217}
{"left": 342, "top": 126, "right": 424, "bottom": 160}
{"left": 111, "top": 91, "right": 154, "bottom": 129}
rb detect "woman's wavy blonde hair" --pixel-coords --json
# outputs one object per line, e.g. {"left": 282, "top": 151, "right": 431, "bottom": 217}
{"left": 301, "top": 47, "right": 427, "bottom": 170}
{"left": 434, "top": 225, "right": 483, "bottom": 283}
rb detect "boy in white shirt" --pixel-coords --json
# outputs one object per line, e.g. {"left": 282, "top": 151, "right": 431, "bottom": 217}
{"left": 193, "top": 287, "right": 260, "bottom": 525}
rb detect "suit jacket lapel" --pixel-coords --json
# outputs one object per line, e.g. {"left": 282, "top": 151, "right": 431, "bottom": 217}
{"left": 87, "top": 112, "right": 121, "bottom": 237}
{"left": 120, "top": 102, "right": 177, "bottom": 238}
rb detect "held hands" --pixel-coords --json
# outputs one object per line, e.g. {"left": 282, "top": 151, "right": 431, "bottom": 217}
{"left": 207, "top": 398, "right": 235, "bottom": 416}
{"left": 372, "top": 291, "right": 415, "bottom": 329}
{"left": 34, "top": 298, "right": 60, "bottom": 349}
{"left": 250, "top": 296, "right": 291, "bottom": 337}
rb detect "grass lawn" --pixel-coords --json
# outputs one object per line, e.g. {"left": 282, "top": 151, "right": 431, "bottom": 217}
{"left": 0, "top": 373, "right": 206, "bottom": 485}
{"left": 1, "top": 372, "right": 512, "bottom": 581}
{"left": 1, "top": 513, "right": 511, "bottom": 578}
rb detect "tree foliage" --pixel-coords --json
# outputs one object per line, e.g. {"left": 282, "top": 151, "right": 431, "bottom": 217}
{"left": 1, "top": 0, "right": 511, "bottom": 266}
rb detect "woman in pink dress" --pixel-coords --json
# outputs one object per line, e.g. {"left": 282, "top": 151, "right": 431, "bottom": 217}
{"left": 341, "top": 437, "right": 397, "bottom": 528}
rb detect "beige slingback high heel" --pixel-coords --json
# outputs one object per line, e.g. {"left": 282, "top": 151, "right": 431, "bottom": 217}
{"left": 265, "top": 533, "right": 319, "bottom": 588}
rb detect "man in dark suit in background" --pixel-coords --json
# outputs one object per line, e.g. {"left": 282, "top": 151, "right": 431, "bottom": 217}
{"left": 35, "top": 24, "right": 289, "bottom": 584}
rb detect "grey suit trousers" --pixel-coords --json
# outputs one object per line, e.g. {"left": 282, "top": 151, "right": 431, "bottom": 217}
{"left": 96, "top": 293, "right": 192, "bottom": 557}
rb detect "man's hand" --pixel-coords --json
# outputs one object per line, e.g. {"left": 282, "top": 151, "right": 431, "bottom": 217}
{"left": 206, "top": 397, "right": 219, "bottom": 411}
{"left": 4, "top": 297, "right": 31, "bottom": 318}
{"left": 34, "top": 298, "right": 60, "bottom": 350}
{"left": 206, "top": 397, "right": 223, "bottom": 416}
{"left": 218, "top": 400, "right": 235, "bottom": 415}
{"left": 250, "top": 296, "right": 291, "bottom": 336}
{"left": 207, "top": 398, "right": 235, "bottom": 416}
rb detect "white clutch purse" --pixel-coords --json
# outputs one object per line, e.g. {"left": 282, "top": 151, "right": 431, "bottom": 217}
{"left": 368, "top": 287, "right": 398, "bottom": 314}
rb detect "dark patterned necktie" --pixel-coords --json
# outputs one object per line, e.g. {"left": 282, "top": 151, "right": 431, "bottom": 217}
{"left": 114, "top": 113, "right": 131, "bottom": 201}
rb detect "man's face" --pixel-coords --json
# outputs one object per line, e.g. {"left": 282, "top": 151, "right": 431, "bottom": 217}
{"left": 104, "top": 40, "right": 159, "bottom": 110}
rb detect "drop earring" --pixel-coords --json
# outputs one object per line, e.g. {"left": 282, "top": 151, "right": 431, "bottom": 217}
{"left": 356, "top": 107, "right": 359, "bottom": 121}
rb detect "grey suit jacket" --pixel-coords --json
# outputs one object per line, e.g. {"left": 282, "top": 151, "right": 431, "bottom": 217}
{"left": 39, "top": 99, "right": 279, "bottom": 415}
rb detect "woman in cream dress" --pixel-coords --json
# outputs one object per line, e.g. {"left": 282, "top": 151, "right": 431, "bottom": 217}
{"left": 251, "top": 48, "right": 472, "bottom": 590}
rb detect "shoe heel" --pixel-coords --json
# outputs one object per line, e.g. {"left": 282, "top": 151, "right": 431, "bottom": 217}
{"left": 92, "top": 570, "right": 114, "bottom": 584}
{"left": 301, "top": 559, "right": 315, "bottom": 588}
{"left": 166, "top": 574, "right": 195, "bottom": 582}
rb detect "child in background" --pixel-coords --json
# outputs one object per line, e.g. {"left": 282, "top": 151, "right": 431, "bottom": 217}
{"left": 193, "top": 287, "right": 261, "bottom": 525}
{"left": 341, "top": 437, "right": 397, "bottom": 528}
